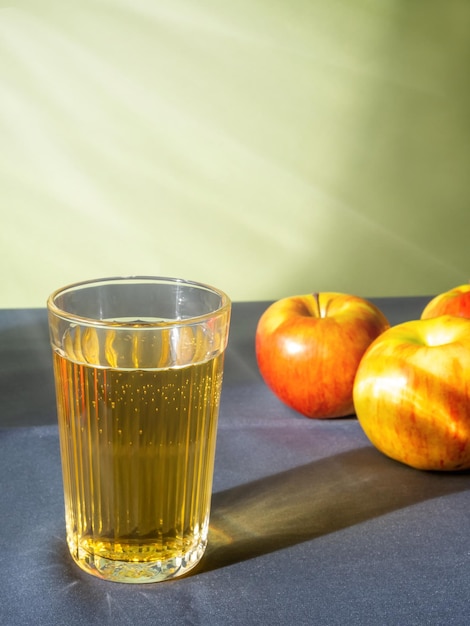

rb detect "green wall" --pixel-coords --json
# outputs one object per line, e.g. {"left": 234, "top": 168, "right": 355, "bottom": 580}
{"left": 1, "top": 0, "right": 469, "bottom": 306}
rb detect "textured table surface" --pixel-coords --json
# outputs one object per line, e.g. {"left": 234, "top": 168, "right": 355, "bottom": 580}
{"left": 2, "top": 297, "right": 470, "bottom": 626}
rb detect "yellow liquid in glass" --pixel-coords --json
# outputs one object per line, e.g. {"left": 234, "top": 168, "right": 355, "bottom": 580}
{"left": 53, "top": 338, "right": 223, "bottom": 583}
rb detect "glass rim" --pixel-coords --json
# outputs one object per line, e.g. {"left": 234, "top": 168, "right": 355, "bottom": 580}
{"left": 47, "top": 275, "right": 231, "bottom": 330}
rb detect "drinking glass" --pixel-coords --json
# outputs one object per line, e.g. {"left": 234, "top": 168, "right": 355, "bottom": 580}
{"left": 47, "top": 276, "right": 231, "bottom": 583}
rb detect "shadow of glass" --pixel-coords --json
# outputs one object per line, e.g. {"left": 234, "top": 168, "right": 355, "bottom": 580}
{"left": 197, "top": 445, "right": 470, "bottom": 573}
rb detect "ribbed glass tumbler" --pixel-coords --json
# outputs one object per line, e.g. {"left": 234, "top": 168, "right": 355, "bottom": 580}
{"left": 47, "top": 276, "right": 231, "bottom": 583}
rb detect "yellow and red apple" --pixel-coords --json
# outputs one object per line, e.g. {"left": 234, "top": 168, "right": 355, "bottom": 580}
{"left": 353, "top": 316, "right": 470, "bottom": 470}
{"left": 421, "top": 284, "right": 470, "bottom": 319}
{"left": 255, "top": 292, "right": 390, "bottom": 418}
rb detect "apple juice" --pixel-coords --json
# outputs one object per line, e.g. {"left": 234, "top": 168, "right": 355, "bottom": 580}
{"left": 52, "top": 332, "right": 224, "bottom": 583}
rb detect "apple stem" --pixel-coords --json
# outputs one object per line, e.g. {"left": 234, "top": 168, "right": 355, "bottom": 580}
{"left": 313, "top": 292, "right": 322, "bottom": 318}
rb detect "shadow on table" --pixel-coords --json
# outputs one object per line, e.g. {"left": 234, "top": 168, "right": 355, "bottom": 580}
{"left": 197, "top": 445, "right": 470, "bottom": 573}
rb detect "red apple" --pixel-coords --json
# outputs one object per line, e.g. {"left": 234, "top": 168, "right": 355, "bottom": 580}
{"left": 421, "top": 284, "right": 470, "bottom": 319}
{"left": 353, "top": 316, "right": 470, "bottom": 470}
{"left": 255, "top": 292, "right": 390, "bottom": 418}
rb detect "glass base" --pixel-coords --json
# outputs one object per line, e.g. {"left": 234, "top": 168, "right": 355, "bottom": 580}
{"left": 69, "top": 539, "right": 207, "bottom": 583}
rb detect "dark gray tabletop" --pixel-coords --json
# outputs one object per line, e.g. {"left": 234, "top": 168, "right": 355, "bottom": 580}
{"left": 2, "top": 297, "right": 470, "bottom": 626}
